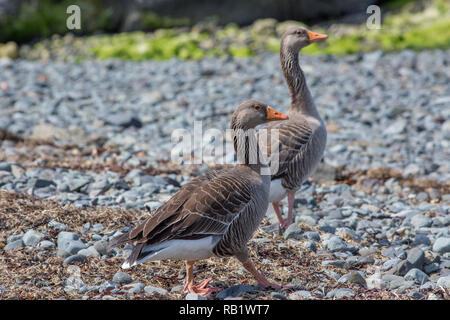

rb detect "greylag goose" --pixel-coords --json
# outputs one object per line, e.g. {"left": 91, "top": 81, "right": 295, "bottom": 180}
{"left": 260, "top": 27, "right": 328, "bottom": 230}
{"left": 109, "top": 100, "right": 288, "bottom": 296}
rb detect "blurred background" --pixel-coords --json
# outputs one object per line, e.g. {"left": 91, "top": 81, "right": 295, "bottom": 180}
{"left": 0, "top": 0, "right": 449, "bottom": 61}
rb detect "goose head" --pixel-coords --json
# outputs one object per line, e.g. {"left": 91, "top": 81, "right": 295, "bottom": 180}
{"left": 231, "top": 100, "right": 288, "bottom": 130}
{"left": 282, "top": 26, "right": 328, "bottom": 52}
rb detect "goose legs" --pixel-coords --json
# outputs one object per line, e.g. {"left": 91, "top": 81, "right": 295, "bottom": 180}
{"left": 272, "top": 192, "right": 296, "bottom": 231}
{"left": 184, "top": 260, "right": 220, "bottom": 296}
{"left": 242, "top": 259, "right": 281, "bottom": 288}
{"left": 242, "top": 259, "right": 295, "bottom": 289}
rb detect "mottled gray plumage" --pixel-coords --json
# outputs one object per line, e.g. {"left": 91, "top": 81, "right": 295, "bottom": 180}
{"left": 259, "top": 27, "right": 327, "bottom": 199}
{"left": 109, "top": 101, "right": 280, "bottom": 268}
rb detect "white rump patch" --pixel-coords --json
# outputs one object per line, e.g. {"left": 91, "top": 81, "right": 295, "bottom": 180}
{"left": 269, "top": 179, "right": 287, "bottom": 203}
{"left": 122, "top": 236, "right": 218, "bottom": 269}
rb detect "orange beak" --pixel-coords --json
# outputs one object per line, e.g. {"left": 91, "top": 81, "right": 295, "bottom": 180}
{"left": 266, "top": 106, "right": 288, "bottom": 121}
{"left": 307, "top": 31, "right": 328, "bottom": 43}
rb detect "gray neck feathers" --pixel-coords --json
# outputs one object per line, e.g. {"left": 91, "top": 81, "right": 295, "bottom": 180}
{"left": 231, "top": 119, "right": 268, "bottom": 173}
{"left": 280, "top": 46, "right": 320, "bottom": 119}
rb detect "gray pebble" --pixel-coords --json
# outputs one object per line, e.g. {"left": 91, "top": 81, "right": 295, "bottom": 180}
{"left": 433, "top": 237, "right": 450, "bottom": 254}
{"left": 7, "top": 234, "right": 23, "bottom": 244}
{"left": 121, "top": 283, "right": 145, "bottom": 294}
{"left": 99, "top": 281, "right": 117, "bottom": 293}
{"left": 338, "top": 271, "right": 367, "bottom": 287}
{"left": 413, "top": 234, "right": 431, "bottom": 246}
{"left": 410, "top": 215, "right": 432, "bottom": 229}
{"left": 215, "top": 285, "right": 261, "bottom": 299}
{"left": 408, "top": 291, "right": 424, "bottom": 299}
{"left": 63, "top": 254, "right": 88, "bottom": 265}
{"left": 113, "top": 272, "right": 133, "bottom": 285}
{"left": 4, "top": 239, "right": 24, "bottom": 251}
{"left": 284, "top": 223, "right": 303, "bottom": 240}
{"left": 270, "top": 292, "right": 287, "bottom": 300}
{"left": 289, "top": 290, "right": 312, "bottom": 299}
{"left": 436, "top": 275, "right": 450, "bottom": 289}
{"left": 22, "top": 229, "right": 44, "bottom": 246}
{"left": 303, "top": 231, "right": 320, "bottom": 241}
{"left": 404, "top": 268, "right": 429, "bottom": 284}
{"left": 185, "top": 293, "right": 207, "bottom": 300}
{"left": 144, "top": 285, "right": 169, "bottom": 296}
{"left": 77, "top": 246, "right": 100, "bottom": 257}
{"left": 302, "top": 240, "right": 317, "bottom": 252}
{"left": 406, "top": 247, "right": 425, "bottom": 270}
{"left": 91, "top": 223, "right": 104, "bottom": 233}
{"left": 419, "top": 281, "right": 435, "bottom": 291}
{"left": 322, "top": 236, "right": 350, "bottom": 252}
{"left": 93, "top": 240, "right": 112, "bottom": 256}
{"left": 326, "top": 288, "right": 354, "bottom": 299}
{"left": 48, "top": 220, "right": 67, "bottom": 231}
{"left": 37, "top": 240, "right": 55, "bottom": 249}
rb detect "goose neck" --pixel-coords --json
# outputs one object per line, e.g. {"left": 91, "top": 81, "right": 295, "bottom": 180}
{"left": 231, "top": 123, "right": 268, "bottom": 174}
{"left": 280, "top": 48, "right": 319, "bottom": 118}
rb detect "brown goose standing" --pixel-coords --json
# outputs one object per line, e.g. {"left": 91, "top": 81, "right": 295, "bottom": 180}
{"left": 259, "top": 27, "right": 328, "bottom": 230}
{"left": 109, "top": 100, "right": 288, "bottom": 296}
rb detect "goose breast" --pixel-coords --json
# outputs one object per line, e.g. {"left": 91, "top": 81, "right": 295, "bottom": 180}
{"left": 259, "top": 117, "right": 326, "bottom": 193}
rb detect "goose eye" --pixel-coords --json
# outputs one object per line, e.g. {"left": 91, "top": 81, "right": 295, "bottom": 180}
{"left": 254, "top": 105, "right": 262, "bottom": 111}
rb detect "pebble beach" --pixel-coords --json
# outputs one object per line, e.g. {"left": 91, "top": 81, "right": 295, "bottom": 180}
{"left": 0, "top": 48, "right": 449, "bottom": 300}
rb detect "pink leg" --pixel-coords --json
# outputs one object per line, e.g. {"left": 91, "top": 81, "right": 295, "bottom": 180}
{"left": 285, "top": 192, "right": 296, "bottom": 228}
{"left": 241, "top": 259, "right": 297, "bottom": 290}
{"left": 272, "top": 202, "right": 285, "bottom": 228}
{"left": 183, "top": 261, "right": 220, "bottom": 296}
{"left": 242, "top": 259, "right": 281, "bottom": 289}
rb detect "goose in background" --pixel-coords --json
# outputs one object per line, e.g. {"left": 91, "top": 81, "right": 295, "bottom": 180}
{"left": 259, "top": 27, "right": 328, "bottom": 230}
{"left": 109, "top": 100, "right": 288, "bottom": 296}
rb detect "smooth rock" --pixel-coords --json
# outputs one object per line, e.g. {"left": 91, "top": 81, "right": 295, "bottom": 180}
{"left": 271, "top": 292, "right": 287, "bottom": 300}
{"left": 303, "top": 231, "right": 320, "bottom": 241}
{"left": 410, "top": 214, "right": 432, "bottom": 229}
{"left": 99, "top": 281, "right": 117, "bottom": 293}
{"left": 63, "top": 254, "right": 88, "bottom": 265}
{"left": 7, "top": 234, "right": 23, "bottom": 244}
{"left": 366, "top": 272, "right": 387, "bottom": 290}
{"left": 326, "top": 288, "right": 354, "bottom": 299}
{"left": 4, "top": 239, "right": 24, "bottom": 251}
{"left": 413, "top": 234, "right": 431, "bottom": 246}
{"left": 284, "top": 224, "right": 303, "bottom": 240}
{"left": 322, "top": 236, "right": 349, "bottom": 252}
{"left": 113, "top": 272, "right": 132, "bottom": 285}
{"left": 338, "top": 271, "right": 367, "bottom": 287}
{"left": 144, "top": 285, "right": 169, "bottom": 296}
{"left": 185, "top": 293, "right": 207, "bottom": 300}
{"left": 94, "top": 240, "right": 112, "bottom": 256}
{"left": 77, "top": 246, "right": 100, "bottom": 257}
{"left": 387, "top": 260, "right": 413, "bottom": 276}
{"left": 406, "top": 247, "right": 425, "bottom": 270}
{"left": 408, "top": 291, "right": 424, "bottom": 299}
{"left": 48, "top": 220, "right": 68, "bottom": 231}
{"left": 37, "top": 240, "right": 55, "bottom": 249}
{"left": 22, "top": 229, "right": 44, "bottom": 246}
{"left": 436, "top": 275, "right": 450, "bottom": 289}
{"left": 121, "top": 283, "right": 145, "bottom": 294}
{"left": 302, "top": 240, "right": 317, "bottom": 252}
{"left": 289, "top": 290, "right": 312, "bottom": 299}
{"left": 419, "top": 281, "right": 435, "bottom": 290}
{"left": 64, "top": 276, "right": 86, "bottom": 293}
{"left": 404, "top": 268, "right": 429, "bottom": 284}
{"left": 58, "top": 237, "right": 87, "bottom": 255}
{"left": 433, "top": 237, "right": 450, "bottom": 254}
{"left": 215, "top": 285, "right": 262, "bottom": 299}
